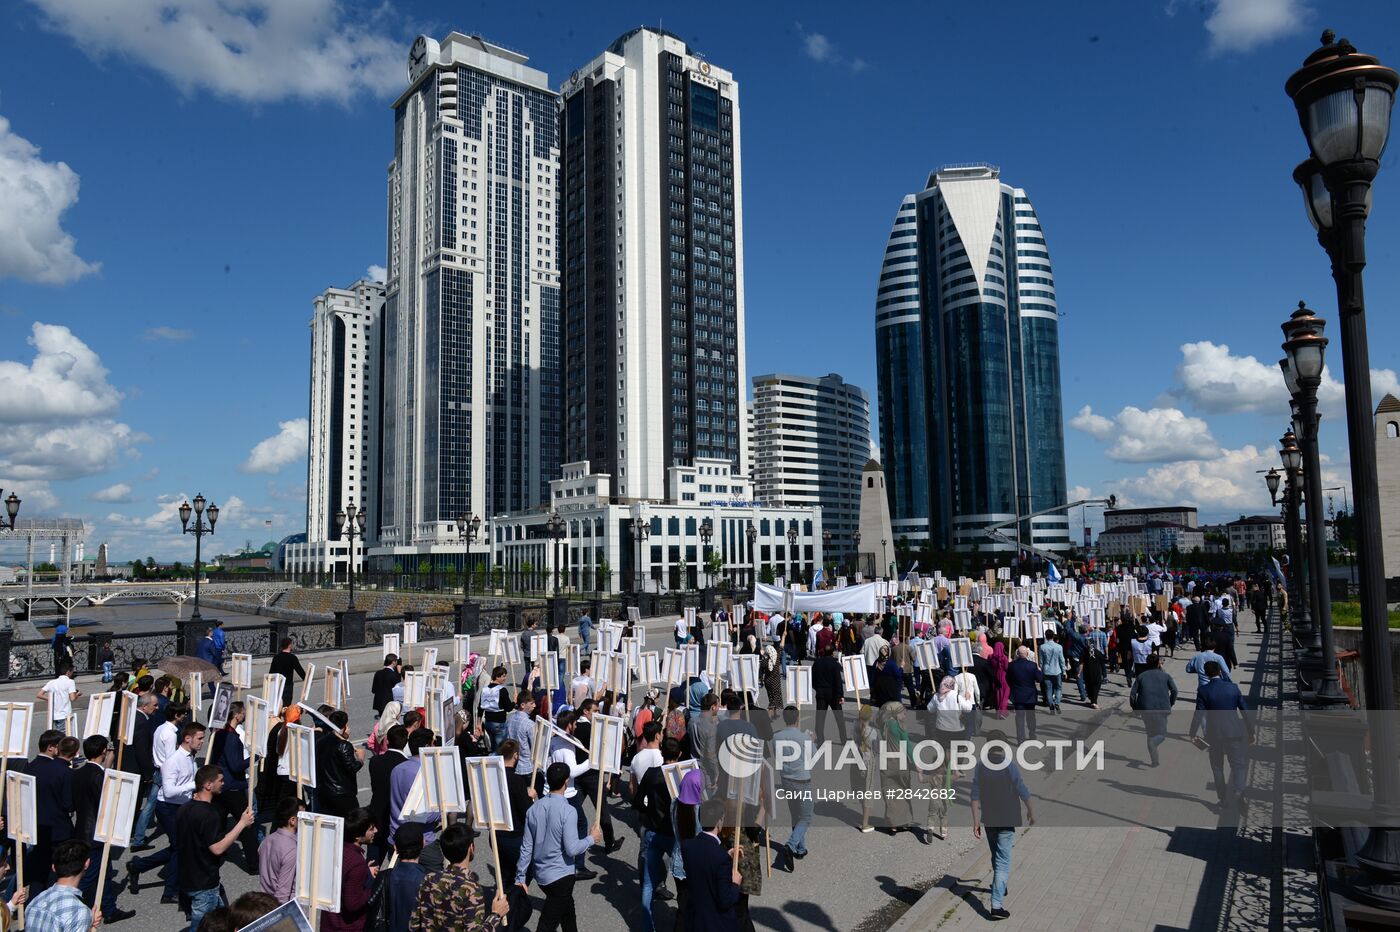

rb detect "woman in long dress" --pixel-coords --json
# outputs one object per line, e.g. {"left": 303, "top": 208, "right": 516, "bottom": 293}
{"left": 878, "top": 702, "right": 919, "bottom": 836}
{"left": 760, "top": 644, "right": 783, "bottom": 711}
{"left": 990, "top": 641, "right": 1010, "bottom": 717}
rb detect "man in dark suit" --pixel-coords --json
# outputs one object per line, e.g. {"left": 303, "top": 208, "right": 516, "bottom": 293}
{"left": 1006, "top": 646, "right": 1044, "bottom": 742}
{"left": 811, "top": 645, "right": 847, "bottom": 746}
{"left": 1186, "top": 595, "right": 1210, "bottom": 651}
{"left": 268, "top": 637, "right": 306, "bottom": 708}
{"left": 368, "top": 725, "right": 409, "bottom": 862}
{"left": 1190, "top": 661, "right": 1254, "bottom": 811}
{"left": 26, "top": 728, "right": 75, "bottom": 899}
{"left": 74, "top": 735, "right": 135, "bottom": 922}
{"left": 678, "top": 798, "right": 743, "bottom": 931}
{"left": 1128, "top": 654, "right": 1178, "bottom": 766}
{"left": 372, "top": 654, "right": 402, "bottom": 716}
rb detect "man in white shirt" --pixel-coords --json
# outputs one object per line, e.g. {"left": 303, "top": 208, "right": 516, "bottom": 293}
{"left": 570, "top": 660, "right": 596, "bottom": 706}
{"left": 132, "top": 700, "right": 187, "bottom": 851}
{"left": 628, "top": 721, "right": 664, "bottom": 795}
{"left": 546, "top": 710, "right": 598, "bottom": 879}
{"left": 128, "top": 720, "right": 206, "bottom": 903}
{"left": 674, "top": 615, "right": 690, "bottom": 646}
{"left": 772, "top": 708, "right": 816, "bottom": 866}
{"left": 37, "top": 663, "right": 80, "bottom": 734}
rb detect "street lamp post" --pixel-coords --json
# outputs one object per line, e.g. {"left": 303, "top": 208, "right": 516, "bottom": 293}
{"left": 1282, "top": 304, "right": 1347, "bottom": 702}
{"left": 456, "top": 513, "right": 481, "bottom": 591}
{"left": 633, "top": 507, "right": 651, "bottom": 595}
{"left": 821, "top": 529, "right": 831, "bottom": 584}
{"left": 1287, "top": 30, "right": 1400, "bottom": 901}
{"left": 746, "top": 522, "right": 758, "bottom": 588}
{"left": 1278, "top": 432, "right": 1311, "bottom": 640}
{"left": 336, "top": 503, "right": 367, "bottom": 610}
{"left": 178, "top": 494, "right": 219, "bottom": 623}
{"left": 699, "top": 517, "right": 714, "bottom": 590}
{"left": 881, "top": 538, "right": 889, "bottom": 580}
{"left": 786, "top": 521, "right": 798, "bottom": 586}
{"left": 852, "top": 530, "right": 862, "bottom": 576}
{"left": 546, "top": 512, "right": 565, "bottom": 596}
{"left": 0, "top": 490, "right": 20, "bottom": 530}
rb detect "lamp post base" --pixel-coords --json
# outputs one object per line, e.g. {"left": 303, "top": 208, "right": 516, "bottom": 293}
{"left": 1351, "top": 826, "right": 1400, "bottom": 911}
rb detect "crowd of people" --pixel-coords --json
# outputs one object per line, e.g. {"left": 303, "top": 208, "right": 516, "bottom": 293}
{"left": 6, "top": 566, "right": 1275, "bottom": 931}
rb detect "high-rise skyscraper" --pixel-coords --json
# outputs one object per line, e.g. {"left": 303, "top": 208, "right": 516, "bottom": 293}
{"left": 284, "top": 280, "right": 383, "bottom": 577}
{"left": 751, "top": 372, "right": 871, "bottom": 557}
{"left": 875, "top": 164, "right": 1069, "bottom": 554}
{"left": 559, "top": 28, "right": 747, "bottom": 501}
{"left": 375, "top": 34, "right": 560, "bottom": 568}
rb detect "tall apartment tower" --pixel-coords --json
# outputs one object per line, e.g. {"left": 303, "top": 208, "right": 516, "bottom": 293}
{"left": 376, "top": 34, "right": 560, "bottom": 565}
{"left": 875, "top": 165, "right": 1069, "bottom": 553}
{"left": 307, "top": 280, "right": 384, "bottom": 560}
{"left": 751, "top": 373, "right": 871, "bottom": 556}
{"left": 559, "top": 27, "right": 748, "bottom": 501}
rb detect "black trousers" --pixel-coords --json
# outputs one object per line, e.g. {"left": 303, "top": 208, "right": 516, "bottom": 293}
{"left": 216, "top": 787, "right": 261, "bottom": 867}
{"left": 574, "top": 775, "right": 614, "bottom": 846}
{"left": 537, "top": 876, "right": 578, "bottom": 932}
{"left": 814, "top": 696, "right": 848, "bottom": 747}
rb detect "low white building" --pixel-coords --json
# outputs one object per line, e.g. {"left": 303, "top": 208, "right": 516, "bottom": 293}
{"left": 492, "top": 459, "right": 823, "bottom": 592}
{"left": 1227, "top": 515, "right": 1287, "bottom": 553}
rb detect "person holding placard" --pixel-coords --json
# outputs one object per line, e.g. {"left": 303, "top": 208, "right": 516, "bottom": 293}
{"left": 26, "top": 727, "right": 76, "bottom": 902}
{"left": 388, "top": 730, "right": 443, "bottom": 871}
{"left": 132, "top": 700, "right": 188, "bottom": 853}
{"left": 410, "top": 822, "right": 508, "bottom": 931}
{"left": 477, "top": 666, "right": 512, "bottom": 752}
{"left": 72, "top": 735, "right": 136, "bottom": 923}
{"left": 772, "top": 708, "right": 815, "bottom": 869}
{"left": 315, "top": 710, "right": 364, "bottom": 818}
{"left": 128, "top": 720, "right": 204, "bottom": 904}
{"left": 678, "top": 798, "right": 744, "bottom": 931}
{"left": 178, "top": 763, "right": 255, "bottom": 932}
{"left": 322, "top": 807, "right": 377, "bottom": 932}
{"left": 38, "top": 662, "right": 81, "bottom": 736}
{"left": 810, "top": 645, "right": 847, "bottom": 746}
{"left": 257, "top": 796, "right": 303, "bottom": 903}
{"left": 269, "top": 639, "right": 306, "bottom": 708}
{"left": 571, "top": 702, "right": 619, "bottom": 855}
{"left": 516, "top": 761, "right": 603, "bottom": 932}
{"left": 372, "top": 655, "right": 402, "bottom": 718}
{"left": 212, "top": 702, "right": 261, "bottom": 868}
{"left": 632, "top": 736, "right": 682, "bottom": 930}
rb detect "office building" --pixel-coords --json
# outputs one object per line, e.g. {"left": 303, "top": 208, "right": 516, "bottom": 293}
{"left": 751, "top": 372, "right": 871, "bottom": 558}
{"left": 875, "top": 164, "right": 1069, "bottom": 553}
{"left": 286, "top": 280, "right": 383, "bottom": 576}
{"left": 492, "top": 460, "right": 820, "bottom": 592}
{"left": 1103, "top": 506, "right": 1199, "bottom": 531}
{"left": 559, "top": 27, "right": 748, "bottom": 501}
{"left": 372, "top": 33, "right": 561, "bottom": 570}
{"left": 1226, "top": 515, "right": 1288, "bottom": 553}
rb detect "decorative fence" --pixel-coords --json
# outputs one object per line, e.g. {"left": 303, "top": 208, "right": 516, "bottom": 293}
{"left": 0, "top": 587, "right": 751, "bottom": 683}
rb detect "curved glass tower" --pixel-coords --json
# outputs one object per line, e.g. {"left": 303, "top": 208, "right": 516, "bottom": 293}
{"left": 875, "top": 165, "right": 1069, "bottom": 553}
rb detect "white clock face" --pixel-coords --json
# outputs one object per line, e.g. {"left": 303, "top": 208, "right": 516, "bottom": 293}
{"left": 408, "top": 36, "right": 436, "bottom": 80}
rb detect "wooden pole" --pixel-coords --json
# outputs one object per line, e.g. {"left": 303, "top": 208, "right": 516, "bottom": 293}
{"left": 15, "top": 825, "right": 23, "bottom": 931}
{"left": 481, "top": 769, "right": 504, "bottom": 891}
{"left": 731, "top": 798, "right": 744, "bottom": 872}
{"left": 593, "top": 762, "right": 606, "bottom": 829}
{"left": 92, "top": 841, "right": 112, "bottom": 921}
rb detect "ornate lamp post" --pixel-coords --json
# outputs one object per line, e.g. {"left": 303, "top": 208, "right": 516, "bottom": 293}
{"left": 821, "top": 528, "right": 831, "bottom": 582}
{"left": 786, "top": 521, "right": 798, "bottom": 585}
{"left": 336, "top": 503, "right": 367, "bottom": 610}
{"left": 179, "top": 494, "right": 219, "bottom": 623}
{"left": 1287, "top": 30, "right": 1400, "bottom": 901}
{"left": 1277, "top": 432, "right": 1310, "bottom": 635}
{"left": 699, "top": 517, "right": 714, "bottom": 590}
{"left": 546, "top": 512, "right": 565, "bottom": 596}
{"left": 852, "top": 529, "right": 862, "bottom": 576}
{"left": 456, "top": 512, "right": 481, "bottom": 590}
{"left": 1282, "top": 304, "right": 1347, "bottom": 702}
{"left": 0, "top": 490, "right": 20, "bottom": 529}
{"left": 881, "top": 538, "right": 889, "bottom": 579}
{"left": 633, "top": 504, "right": 651, "bottom": 594}
{"left": 746, "top": 522, "right": 758, "bottom": 588}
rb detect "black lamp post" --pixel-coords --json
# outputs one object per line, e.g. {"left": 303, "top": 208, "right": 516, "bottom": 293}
{"left": 0, "top": 490, "right": 20, "bottom": 530}
{"left": 546, "top": 512, "right": 565, "bottom": 596}
{"left": 1282, "top": 304, "right": 1347, "bottom": 702}
{"left": 336, "top": 503, "right": 367, "bottom": 610}
{"left": 746, "top": 522, "right": 758, "bottom": 588}
{"left": 786, "top": 521, "right": 798, "bottom": 585}
{"left": 852, "top": 529, "right": 861, "bottom": 576}
{"left": 699, "top": 517, "right": 714, "bottom": 590}
{"left": 821, "top": 528, "right": 831, "bottom": 583}
{"left": 1278, "top": 431, "right": 1310, "bottom": 637}
{"left": 881, "top": 538, "right": 889, "bottom": 579}
{"left": 456, "top": 512, "right": 481, "bottom": 590}
{"left": 179, "top": 493, "right": 219, "bottom": 623}
{"left": 1287, "top": 30, "right": 1400, "bottom": 901}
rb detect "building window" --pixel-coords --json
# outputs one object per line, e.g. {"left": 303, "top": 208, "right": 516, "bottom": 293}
{"left": 1389, "top": 421, "right": 1399, "bottom": 439}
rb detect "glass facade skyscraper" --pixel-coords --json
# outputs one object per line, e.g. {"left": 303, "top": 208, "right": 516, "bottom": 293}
{"left": 559, "top": 28, "right": 747, "bottom": 501}
{"left": 875, "top": 165, "right": 1069, "bottom": 553}
{"left": 375, "top": 34, "right": 560, "bottom": 567}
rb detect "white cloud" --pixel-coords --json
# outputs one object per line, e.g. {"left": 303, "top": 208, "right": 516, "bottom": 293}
{"left": 1071, "top": 404, "right": 1217, "bottom": 462}
{"left": 0, "top": 116, "right": 98, "bottom": 285}
{"left": 1205, "top": 0, "right": 1308, "bottom": 54}
{"left": 0, "top": 420, "right": 142, "bottom": 481}
{"left": 241, "top": 419, "right": 307, "bottom": 474}
{"left": 142, "top": 326, "right": 193, "bottom": 342}
{"left": 1175, "top": 340, "right": 1400, "bottom": 418}
{"left": 0, "top": 478, "right": 59, "bottom": 514}
{"left": 795, "top": 22, "right": 868, "bottom": 72}
{"left": 88, "top": 482, "right": 133, "bottom": 503}
{"left": 27, "top": 0, "right": 404, "bottom": 105}
{"left": 0, "top": 322, "right": 122, "bottom": 422}
{"left": 366, "top": 264, "right": 386, "bottom": 283}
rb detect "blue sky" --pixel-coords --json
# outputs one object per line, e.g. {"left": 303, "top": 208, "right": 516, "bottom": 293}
{"left": 1, "top": 0, "right": 1398, "bottom": 562}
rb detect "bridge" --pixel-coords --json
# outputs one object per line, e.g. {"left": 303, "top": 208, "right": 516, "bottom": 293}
{"left": 0, "top": 581, "right": 298, "bottom": 624}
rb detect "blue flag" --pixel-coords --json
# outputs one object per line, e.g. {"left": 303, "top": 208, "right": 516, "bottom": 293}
{"left": 1047, "top": 561, "right": 1062, "bottom": 585}
{"left": 1269, "top": 557, "right": 1286, "bottom": 584}
{"left": 812, "top": 566, "right": 824, "bottom": 588}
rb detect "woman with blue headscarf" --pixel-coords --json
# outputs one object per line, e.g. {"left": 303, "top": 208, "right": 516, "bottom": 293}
{"left": 51, "top": 622, "right": 74, "bottom": 672}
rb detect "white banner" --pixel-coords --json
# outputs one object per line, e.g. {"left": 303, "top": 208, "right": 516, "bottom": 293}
{"left": 753, "top": 581, "right": 876, "bottom": 614}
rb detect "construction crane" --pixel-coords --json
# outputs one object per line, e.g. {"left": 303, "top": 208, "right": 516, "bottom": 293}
{"left": 984, "top": 495, "right": 1118, "bottom": 564}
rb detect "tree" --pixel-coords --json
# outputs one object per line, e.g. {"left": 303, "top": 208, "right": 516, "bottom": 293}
{"left": 705, "top": 551, "right": 724, "bottom": 586}
{"left": 598, "top": 558, "right": 611, "bottom": 594}
{"left": 146, "top": 557, "right": 156, "bottom": 568}
{"left": 760, "top": 564, "right": 775, "bottom": 585}
{"left": 416, "top": 559, "right": 432, "bottom": 575}
{"left": 473, "top": 564, "right": 488, "bottom": 592}
{"left": 492, "top": 565, "right": 504, "bottom": 589}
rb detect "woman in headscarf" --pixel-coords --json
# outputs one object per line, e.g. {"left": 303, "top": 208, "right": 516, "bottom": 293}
{"left": 367, "top": 700, "right": 401, "bottom": 755}
{"left": 871, "top": 646, "right": 903, "bottom": 707}
{"left": 990, "top": 641, "right": 1011, "bottom": 717}
{"left": 972, "top": 634, "right": 995, "bottom": 711}
{"left": 760, "top": 643, "right": 783, "bottom": 711}
{"left": 878, "top": 701, "right": 921, "bottom": 838}
{"left": 856, "top": 703, "right": 883, "bottom": 833}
